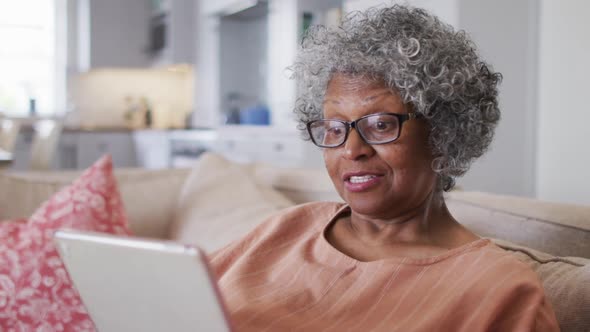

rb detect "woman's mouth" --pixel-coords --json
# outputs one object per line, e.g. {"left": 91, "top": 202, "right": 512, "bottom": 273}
{"left": 349, "top": 175, "right": 377, "bottom": 183}
{"left": 343, "top": 173, "right": 383, "bottom": 192}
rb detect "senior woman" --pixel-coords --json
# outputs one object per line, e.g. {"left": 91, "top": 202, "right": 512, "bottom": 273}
{"left": 210, "top": 5, "right": 558, "bottom": 331}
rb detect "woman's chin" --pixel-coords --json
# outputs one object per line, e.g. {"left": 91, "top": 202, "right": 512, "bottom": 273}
{"left": 344, "top": 196, "right": 392, "bottom": 217}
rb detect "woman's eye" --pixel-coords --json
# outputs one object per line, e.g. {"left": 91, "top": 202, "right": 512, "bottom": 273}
{"left": 373, "top": 121, "right": 391, "bottom": 131}
{"left": 327, "top": 127, "right": 344, "bottom": 136}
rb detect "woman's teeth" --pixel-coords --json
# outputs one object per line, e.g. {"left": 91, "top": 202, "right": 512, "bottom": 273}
{"left": 349, "top": 175, "right": 376, "bottom": 184}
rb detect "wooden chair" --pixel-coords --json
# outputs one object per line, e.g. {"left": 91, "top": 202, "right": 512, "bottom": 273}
{"left": 30, "top": 119, "right": 62, "bottom": 171}
{"left": 0, "top": 118, "right": 20, "bottom": 153}
{"left": 0, "top": 119, "right": 20, "bottom": 170}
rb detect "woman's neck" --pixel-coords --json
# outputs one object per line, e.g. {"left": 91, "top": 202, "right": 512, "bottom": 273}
{"left": 327, "top": 192, "right": 479, "bottom": 261}
{"left": 347, "top": 191, "right": 451, "bottom": 247}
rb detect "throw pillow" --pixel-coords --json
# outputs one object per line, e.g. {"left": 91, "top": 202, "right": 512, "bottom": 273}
{"left": 0, "top": 155, "right": 131, "bottom": 331}
{"left": 169, "top": 153, "right": 294, "bottom": 253}
{"left": 252, "top": 163, "right": 342, "bottom": 204}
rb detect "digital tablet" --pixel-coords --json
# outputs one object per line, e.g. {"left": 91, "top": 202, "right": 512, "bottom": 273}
{"left": 53, "top": 230, "right": 234, "bottom": 332}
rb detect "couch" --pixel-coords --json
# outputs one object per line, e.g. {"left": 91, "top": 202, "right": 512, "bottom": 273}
{"left": 1, "top": 153, "right": 588, "bottom": 331}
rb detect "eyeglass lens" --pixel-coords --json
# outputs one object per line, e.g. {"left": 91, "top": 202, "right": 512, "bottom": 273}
{"left": 309, "top": 114, "right": 401, "bottom": 147}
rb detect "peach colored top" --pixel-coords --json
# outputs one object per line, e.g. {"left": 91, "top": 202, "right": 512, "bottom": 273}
{"left": 210, "top": 202, "right": 559, "bottom": 332}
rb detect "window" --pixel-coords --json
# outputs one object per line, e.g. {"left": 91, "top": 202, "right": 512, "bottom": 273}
{"left": 0, "top": 0, "right": 66, "bottom": 117}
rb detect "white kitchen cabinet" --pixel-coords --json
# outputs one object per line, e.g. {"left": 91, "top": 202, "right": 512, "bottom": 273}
{"left": 76, "top": 132, "right": 137, "bottom": 169}
{"left": 132, "top": 130, "right": 171, "bottom": 169}
{"left": 169, "top": 127, "right": 323, "bottom": 169}
{"left": 168, "top": 130, "right": 218, "bottom": 168}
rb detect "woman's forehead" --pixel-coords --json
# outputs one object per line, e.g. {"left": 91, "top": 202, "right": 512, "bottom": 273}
{"left": 323, "top": 74, "right": 402, "bottom": 108}
{"left": 326, "top": 73, "right": 387, "bottom": 90}
{"left": 323, "top": 92, "right": 406, "bottom": 119}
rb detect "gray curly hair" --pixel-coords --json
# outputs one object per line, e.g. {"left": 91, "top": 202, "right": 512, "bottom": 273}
{"left": 289, "top": 5, "right": 502, "bottom": 191}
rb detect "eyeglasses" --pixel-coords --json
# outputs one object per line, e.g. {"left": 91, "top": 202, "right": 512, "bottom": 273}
{"left": 306, "top": 112, "right": 419, "bottom": 148}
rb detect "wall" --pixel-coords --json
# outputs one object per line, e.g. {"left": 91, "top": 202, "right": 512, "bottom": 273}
{"left": 536, "top": 0, "right": 590, "bottom": 205}
{"left": 457, "top": 0, "right": 538, "bottom": 197}
{"left": 344, "top": 0, "right": 458, "bottom": 25}
{"left": 195, "top": 3, "right": 221, "bottom": 127}
{"left": 266, "top": 0, "right": 298, "bottom": 127}
{"left": 69, "top": 67, "right": 194, "bottom": 129}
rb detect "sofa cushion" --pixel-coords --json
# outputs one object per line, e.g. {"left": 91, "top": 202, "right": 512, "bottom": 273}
{"left": 493, "top": 239, "right": 589, "bottom": 332}
{"left": 169, "top": 153, "right": 294, "bottom": 253}
{"left": 0, "top": 167, "right": 190, "bottom": 239}
{"left": 0, "top": 156, "right": 130, "bottom": 331}
{"left": 446, "top": 191, "right": 590, "bottom": 258}
{"left": 253, "top": 164, "right": 342, "bottom": 204}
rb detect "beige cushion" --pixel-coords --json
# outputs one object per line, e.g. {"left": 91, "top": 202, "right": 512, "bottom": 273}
{"left": 254, "top": 164, "right": 342, "bottom": 204}
{"left": 0, "top": 170, "right": 81, "bottom": 219}
{"left": 116, "top": 169, "right": 189, "bottom": 238}
{"left": 450, "top": 191, "right": 590, "bottom": 231}
{"left": 0, "top": 167, "right": 190, "bottom": 238}
{"left": 169, "top": 153, "right": 294, "bottom": 253}
{"left": 446, "top": 191, "right": 590, "bottom": 258}
{"left": 493, "top": 239, "right": 590, "bottom": 332}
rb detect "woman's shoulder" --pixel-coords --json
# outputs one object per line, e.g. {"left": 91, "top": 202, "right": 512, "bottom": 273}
{"left": 209, "top": 201, "right": 346, "bottom": 274}
{"left": 450, "top": 241, "right": 558, "bottom": 330}
{"left": 461, "top": 240, "right": 547, "bottom": 294}
{"left": 250, "top": 201, "right": 347, "bottom": 243}
{"left": 273, "top": 201, "right": 347, "bottom": 225}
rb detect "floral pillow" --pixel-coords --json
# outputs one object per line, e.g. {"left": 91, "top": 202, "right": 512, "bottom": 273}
{"left": 0, "top": 155, "right": 131, "bottom": 331}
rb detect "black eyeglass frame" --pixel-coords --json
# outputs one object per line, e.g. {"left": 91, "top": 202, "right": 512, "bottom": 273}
{"left": 306, "top": 112, "right": 420, "bottom": 148}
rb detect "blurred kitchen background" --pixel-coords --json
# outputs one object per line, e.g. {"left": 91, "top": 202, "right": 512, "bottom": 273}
{"left": 0, "top": 0, "right": 588, "bottom": 205}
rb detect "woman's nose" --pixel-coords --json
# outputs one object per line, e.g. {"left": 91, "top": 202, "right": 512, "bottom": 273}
{"left": 343, "top": 128, "right": 374, "bottom": 160}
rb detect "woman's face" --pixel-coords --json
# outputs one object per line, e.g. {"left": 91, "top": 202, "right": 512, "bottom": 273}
{"left": 323, "top": 73, "right": 437, "bottom": 219}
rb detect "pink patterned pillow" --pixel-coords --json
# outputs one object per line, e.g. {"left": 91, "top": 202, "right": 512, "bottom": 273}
{"left": 0, "top": 155, "right": 131, "bottom": 331}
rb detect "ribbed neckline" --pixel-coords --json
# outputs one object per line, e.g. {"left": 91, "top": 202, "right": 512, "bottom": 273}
{"left": 312, "top": 204, "right": 491, "bottom": 268}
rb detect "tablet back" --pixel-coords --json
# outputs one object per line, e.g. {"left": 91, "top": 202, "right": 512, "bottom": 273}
{"left": 54, "top": 230, "right": 232, "bottom": 332}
